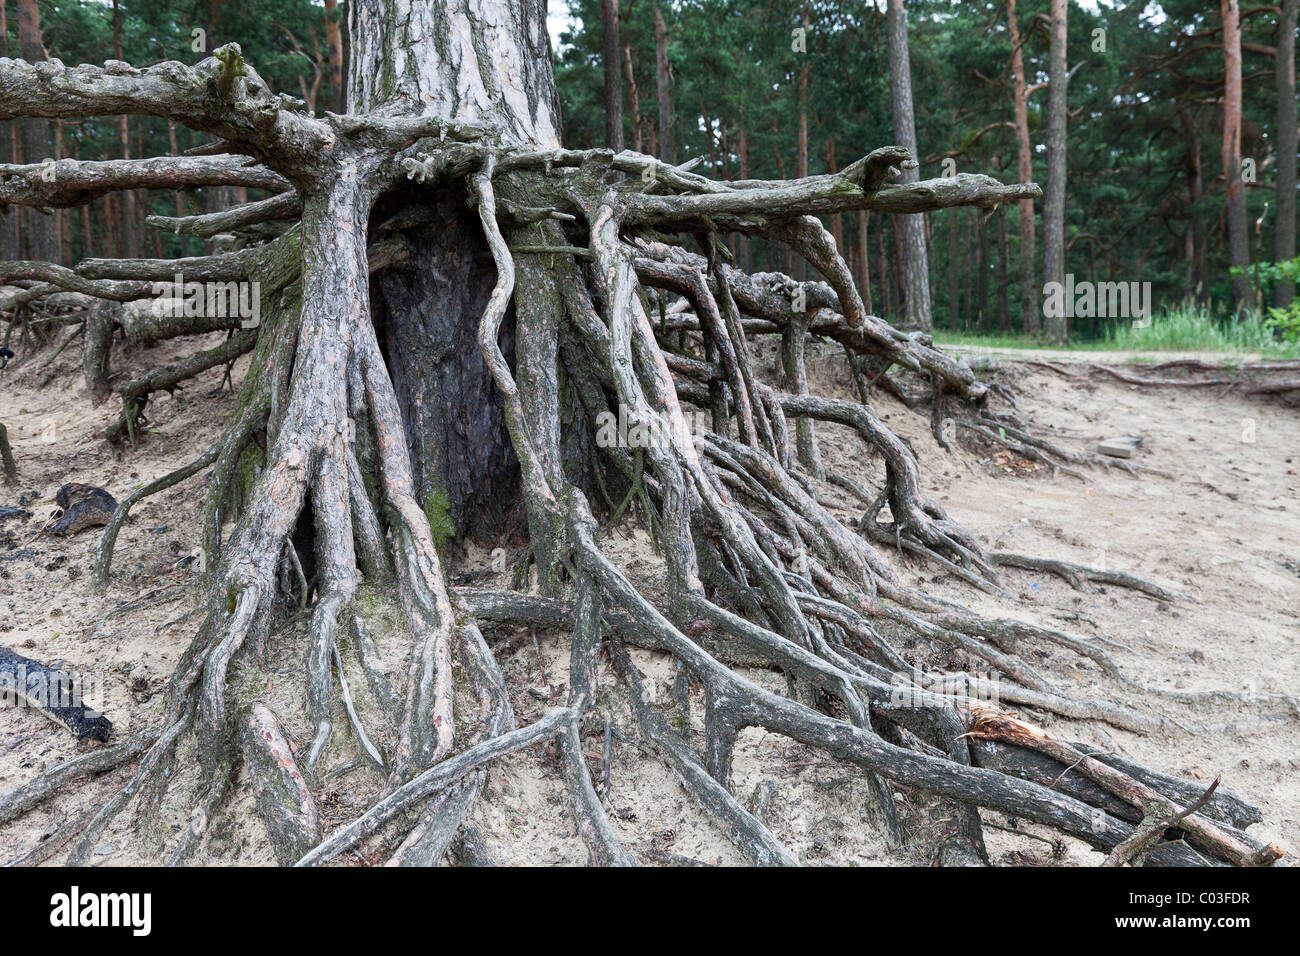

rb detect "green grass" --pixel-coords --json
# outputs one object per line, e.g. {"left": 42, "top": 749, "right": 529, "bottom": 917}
{"left": 930, "top": 330, "right": 1050, "bottom": 350}
{"left": 931, "top": 302, "right": 1300, "bottom": 359}
{"left": 1102, "top": 304, "right": 1299, "bottom": 356}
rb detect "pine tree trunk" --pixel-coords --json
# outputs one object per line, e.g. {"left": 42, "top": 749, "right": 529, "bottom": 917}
{"left": 653, "top": 5, "right": 673, "bottom": 164}
{"left": 324, "top": 0, "right": 345, "bottom": 114}
{"left": 1007, "top": 0, "right": 1038, "bottom": 335}
{"left": 856, "top": 209, "right": 872, "bottom": 314}
{"left": 1221, "top": 0, "right": 1250, "bottom": 316}
{"left": 878, "top": 218, "right": 891, "bottom": 319}
{"left": 885, "top": 0, "right": 931, "bottom": 330}
{"left": 167, "top": 120, "right": 191, "bottom": 258}
{"left": 15, "top": 0, "right": 57, "bottom": 264}
{"left": 1042, "top": 0, "right": 1068, "bottom": 342}
{"left": 0, "top": 0, "right": 15, "bottom": 261}
{"left": 623, "top": 46, "right": 643, "bottom": 153}
{"left": 112, "top": 1, "right": 137, "bottom": 260}
{"left": 947, "top": 207, "right": 960, "bottom": 329}
{"left": 996, "top": 203, "right": 1009, "bottom": 332}
{"left": 961, "top": 208, "right": 972, "bottom": 330}
{"left": 1274, "top": 0, "right": 1298, "bottom": 308}
{"left": 975, "top": 212, "right": 987, "bottom": 330}
{"left": 826, "top": 137, "right": 843, "bottom": 255}
{"left": 600, "top": 0, "right": 624, "bottom": 152}
{"left": 738, "top": 104, "right": 751, "bottom": 271}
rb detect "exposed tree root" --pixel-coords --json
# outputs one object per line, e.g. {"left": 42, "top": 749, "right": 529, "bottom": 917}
{"left": 0, "top": 45, "right": 1285, "bottom": 868}
{"left": 988, "top": 552, "right": 1189, "bottom": 602}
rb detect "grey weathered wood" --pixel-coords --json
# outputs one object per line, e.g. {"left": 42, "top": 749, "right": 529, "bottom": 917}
{"left": 241, "top": 703, "right": 321, "bottom": 866}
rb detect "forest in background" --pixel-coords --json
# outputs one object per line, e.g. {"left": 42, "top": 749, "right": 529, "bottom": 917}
{"left": 3, "top": 0, "right": 1297, "bottom": 342}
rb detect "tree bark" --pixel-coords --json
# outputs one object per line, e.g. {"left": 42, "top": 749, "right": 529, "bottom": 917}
{"left": 2, "top": 0, "right": 1269, "bottom": 873}
{"left": 0, "top": 0, "right": 15, "bottom": 261}
{"left": 1042, "top": 0, "right": 1068, "bottom": 342}
{"left": 975, "top": 209, "right": 987, "bottom": 329}
{"left": 877, "top": 217, "right": 891, "bottom": 319}
{"left": 324, "top": 0, "right": 345, "bottom": 114}
{"left": 961, "top": 208, "right": 972, "bottom": 329}
{"left": 623, "top": 46, "right": 643, "bottom": 152}
{"left": 886, "top": 0, "right": 932, "bottom": 330}
{"left": 798, "top": 7, "right": 810, "bottom": 186}
{"left": 600, "top": 0, "right": 624, "bottom": 152}
{"left": 349, "top": 0, "right": 558, "bottom": 147}
{"left": 1274, "top": 0, "right": 1298, "bottom": 308}
{"left": 349, "top": 0, "right": 560, "bottom": 542}
{"left": 654, "top": 5, "right": 673, "bottom": 164}
{"left": 738, "top": 102, "right": 751, "bottom": 271}
{"left": 996, "top": 202, "right": 1009, "bottom": 332}
{"left": 16, "top": 0, "right": 57, "bottom": 264}
{"left": 826, "top": 138, "right": 844, "bottom": 255}
{"left": 112, "top": 0, "right": 137, "bottom": 261}
{"left": 1222, "top": 0, "right": 1250, "bottom": 316}
{"left": 1007, "top": 0, "right": 1038, "bottom": 334}
{"left": 947, "top": 207, "right": 960, "bottom": 329}
{"left": 856, "top": 209, "right": 872, "bottom": 314}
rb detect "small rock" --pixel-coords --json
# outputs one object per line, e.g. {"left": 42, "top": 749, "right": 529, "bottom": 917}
{"left": 1097, "top": 435, "right": 1142, "bottom": 458}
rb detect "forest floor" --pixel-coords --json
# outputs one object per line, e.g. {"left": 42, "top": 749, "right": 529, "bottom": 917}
{"left": 0, "top": 332, "right": 1296, "bottom": 866}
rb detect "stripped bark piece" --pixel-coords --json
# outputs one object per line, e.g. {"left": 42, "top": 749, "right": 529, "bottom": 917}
{"left": 241, "top": 703, "right": 321, "bottom": 866}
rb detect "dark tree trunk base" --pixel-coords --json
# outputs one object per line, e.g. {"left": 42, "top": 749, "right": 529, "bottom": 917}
{"left": 372, "top": 189, "right": 522, "bottom": 545}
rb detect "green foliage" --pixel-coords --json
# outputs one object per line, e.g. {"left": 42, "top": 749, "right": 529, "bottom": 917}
{"left": 552, "top": 0, "right": 1296, "bottom": 341}
{"left": 1228, "top": 258, "right": 1300, "bottom": 343}
{"left": 1103, "top": 303, "right": 1300, "bottom": 358}
{"left": 1265, "top": 306, "right": 1300, "bottom": 344}
{"left": 935, "top": 302, "right": 1300, "bottom": 358}
{"left": 8, "top": 0, "right": 336, "bottom": 262}
{"left": 9, "top": 0, "right": 1297, "bottom": 345}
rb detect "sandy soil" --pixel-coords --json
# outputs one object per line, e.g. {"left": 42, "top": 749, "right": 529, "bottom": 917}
{"left": 0, "top": 332, "right": 1295, "bottom": 866}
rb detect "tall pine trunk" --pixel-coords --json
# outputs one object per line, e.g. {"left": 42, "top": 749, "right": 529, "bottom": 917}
{"left": 885, "top": 0, "right": 931, "bottom": 330}
{"left": 112, "top": 0, "right": 137, "bottom": 260}
{"left": 856, "top": 210, "right": 872, "bottom": 314}
{"left": 0, "top": 0, "right": 15, "bottom": 261}
{"left": 1274, "top": 0, "right": 1298, "bottom": 308}
{"left": 600, "top": 0, "right": 624, "bottom": 152}
{"left": 1221, "top": 0, "right": 1250, "bottom": 316}
{"left": 1042, "top": 0, "right": 1068, "bottom": 342}
{"left": 947, "top": 207, "right": 959, "bottom": 329}
{"left": 996, "top": 203, "right": 1009, "bottom": 332}
{"left": 324, "top": 0, "right": 345, "bottom": 114}
{"left": 654, "top": 6, "right": 673, "bottom": 164}
{"left": 16, "top": 0, "right": 57, "bottom": 264}
{"left": 1007, "top": 0, "right": 1038, "bottom": 335}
